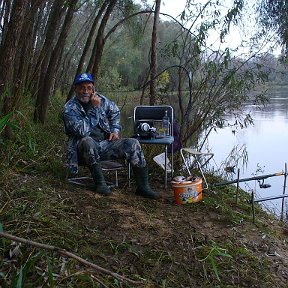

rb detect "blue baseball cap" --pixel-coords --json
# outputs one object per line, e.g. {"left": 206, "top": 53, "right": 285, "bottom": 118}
{"left": 74, "top": 73, "right": 94, "bottom": 85}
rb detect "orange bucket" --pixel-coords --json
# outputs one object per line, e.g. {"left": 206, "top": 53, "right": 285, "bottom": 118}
{"left": 171, "top": 177, "right": 203, "bottom": 204}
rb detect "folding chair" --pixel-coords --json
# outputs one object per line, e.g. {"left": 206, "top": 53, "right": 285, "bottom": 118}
{"left": 67, "top": 160, "right": 130, "bottom": 188}
{"left": 133, "top": 105, "right": 174, "bottom": 189}
{"left": 180, "top": 147, "right": 214, "bottom": 189}
{"left": 101, "top": 160, "right": 131, "bottom": 187}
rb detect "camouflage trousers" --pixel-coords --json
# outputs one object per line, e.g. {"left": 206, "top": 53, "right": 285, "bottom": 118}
{"left": 77, "top": 136, "right": 146, "bottom": 167}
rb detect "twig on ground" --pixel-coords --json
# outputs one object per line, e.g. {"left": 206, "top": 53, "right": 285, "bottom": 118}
{"left": 90, "top": 274, "right": 109, "bottom": 288}
{"left": 0, "top": 231, "right": 143, "bottom": 286}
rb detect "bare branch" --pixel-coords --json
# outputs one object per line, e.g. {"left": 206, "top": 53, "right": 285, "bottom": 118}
{"left": 0, "top": 231, "right": 143, "bottom": 286}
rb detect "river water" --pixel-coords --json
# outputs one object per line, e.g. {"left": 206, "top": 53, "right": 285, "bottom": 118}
{"left": 208, "top": 86, "right": 288, "bottom": 217}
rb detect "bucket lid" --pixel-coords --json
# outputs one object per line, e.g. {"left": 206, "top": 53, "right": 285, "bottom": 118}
{"left": 171, "top": 175, "right": 200, "bottom": 184}
{"left": 172, "top": 175, "right": 186, "bottom": 182}
{"left": 171, "top": 180, "right": 193, "bottom": 185}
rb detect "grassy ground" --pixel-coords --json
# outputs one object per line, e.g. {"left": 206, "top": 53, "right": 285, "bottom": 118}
{"left": 1, "top": 98, "right": 288, "bottom": 287}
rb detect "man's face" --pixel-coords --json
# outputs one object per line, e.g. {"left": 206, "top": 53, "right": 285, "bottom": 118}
{"left": 75, "top": 82, "right": 94, "bottom": 104}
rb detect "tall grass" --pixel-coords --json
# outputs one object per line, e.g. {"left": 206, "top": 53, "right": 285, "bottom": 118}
{"left": 0, "top": 93, "right": 67, "bottom": 185}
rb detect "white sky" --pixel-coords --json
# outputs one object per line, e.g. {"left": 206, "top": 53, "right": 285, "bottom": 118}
{"left": 143, "top": 0, "right": 281, "bottom": 56}
{"left": 162, "top": 0, "right": 256, "bottom": 53}
{"left": 161, "top": 0, "right": 186, "bottom": 17}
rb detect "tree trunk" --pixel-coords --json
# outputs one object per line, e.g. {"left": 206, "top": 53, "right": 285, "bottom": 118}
{"left": 33, "top": 0, "right": 66, "bottom": 123}
{"left": 66, "top": 1, "right": 109, "bottom": 102}
{"left": 87, "top": 0, "right": 117, "bottom": 79}
{"left": 149, "top": 0, "right": 161, "bottom": 105}
{"left": 59, "top": 15, "right": 92, "bottom": 95}
{"left": 178, "top": 67, "right": 184, "bottom": 121}
{"left": 13, "top": 0, "right": 46, "bottom": 104}
{"left": 0, "top": 0, "right": 28, "bottom": 139}
{"left": 34, "top": 0, "right": 78, "bottom": 124}
{"left": 0, "top": 0, "right": 11, "bottom": 52}
{"left": 26, "top": 1, "right": 52, "bottom": 92}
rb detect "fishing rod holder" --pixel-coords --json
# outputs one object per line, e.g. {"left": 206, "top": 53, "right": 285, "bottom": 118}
{"left": 213, "top": 167, "right": 288, "bottom": 223}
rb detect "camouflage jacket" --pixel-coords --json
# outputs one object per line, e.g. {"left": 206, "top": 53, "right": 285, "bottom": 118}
{"left": 62, "top": 94, "right": 121, "bottom": 174}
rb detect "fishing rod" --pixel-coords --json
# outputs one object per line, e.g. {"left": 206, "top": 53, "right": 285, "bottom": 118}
{"left": 213, "top": 171, "right": 285, "bottom": 187}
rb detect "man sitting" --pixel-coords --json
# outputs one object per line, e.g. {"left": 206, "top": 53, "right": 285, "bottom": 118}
{"left": 62, "top": 73, "right": 160, "bottom": 199}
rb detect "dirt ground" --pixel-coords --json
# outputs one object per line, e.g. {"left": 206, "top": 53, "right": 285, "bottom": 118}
{"left": 56, "top": 169, "right": 288, "bottom": 287}
{"left": 2, "top": 169, "right": 288, "bottom": 287}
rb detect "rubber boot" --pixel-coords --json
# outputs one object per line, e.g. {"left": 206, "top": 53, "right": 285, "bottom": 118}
{"left": 133, "top": 166, "right": 160, "bottom": 199}
{"left": 89, "top": 163, "right": 111, "bottom": 195}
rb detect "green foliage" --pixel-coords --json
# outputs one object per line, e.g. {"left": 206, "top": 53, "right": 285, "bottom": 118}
{"left": 156, "top": 70, "right": 171, "bottom": 103}
{"left": 98, "top": 67, "right": 123, "bottom": 90}
{"left": 220, "top": 0, "right": 244, "bottom": 42}
{"left": 101, "top": 29, "right": 144, "bottom": 88}
{"left": 123, "top": 0, "right": 268, "bottom": 147}
{"left": 200, "top": 241, "right": 233, "bottom": 282}
{"left": 217, "top": 144, "right": 249, "bottom": 179}
{"left": 47, "top": 255, "right": 55, "bottom": 287}
{"left": 122, "top": 0, "right": 137, "bottom": 18}
{"left": 9, "top": 252, "right": 47, "bottom": 288}
{"left": 0, "top": 113, "right": 13, "bottom": 134}
{"left": 258, "top": 0, "right": 288, "bottom": 54}
{"left": 0, "top": 95, "right": 66, "bottom": 184}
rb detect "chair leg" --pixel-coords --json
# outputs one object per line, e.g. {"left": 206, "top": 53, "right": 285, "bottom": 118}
{"left": 171, "top": 144, "right": 174, "bottom": 178}
{"left": 164, "top": 145, "right": 168, "bottom": 189}
{"left": 128, "top": 162, "right": 131, "bottom": 187}
{"left": 195, "top": 157, "right": 209, "bottom": 190}
{"left": 115, "top": 170, "right": 118, "bottom": 187}
{"left": 180, "top": 148, "right": 192, "bottom": 176}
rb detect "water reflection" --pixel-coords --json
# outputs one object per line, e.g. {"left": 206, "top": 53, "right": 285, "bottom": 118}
{"left": 209, "top": 91, "right": 288, "bottom": 217}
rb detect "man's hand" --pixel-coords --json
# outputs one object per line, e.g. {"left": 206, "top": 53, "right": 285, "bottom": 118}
{"left": 91, "top": 92, "right": 101, "bottom": 108}
{"left": 108, "top": 132, "right": 120, "bottom": 141}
